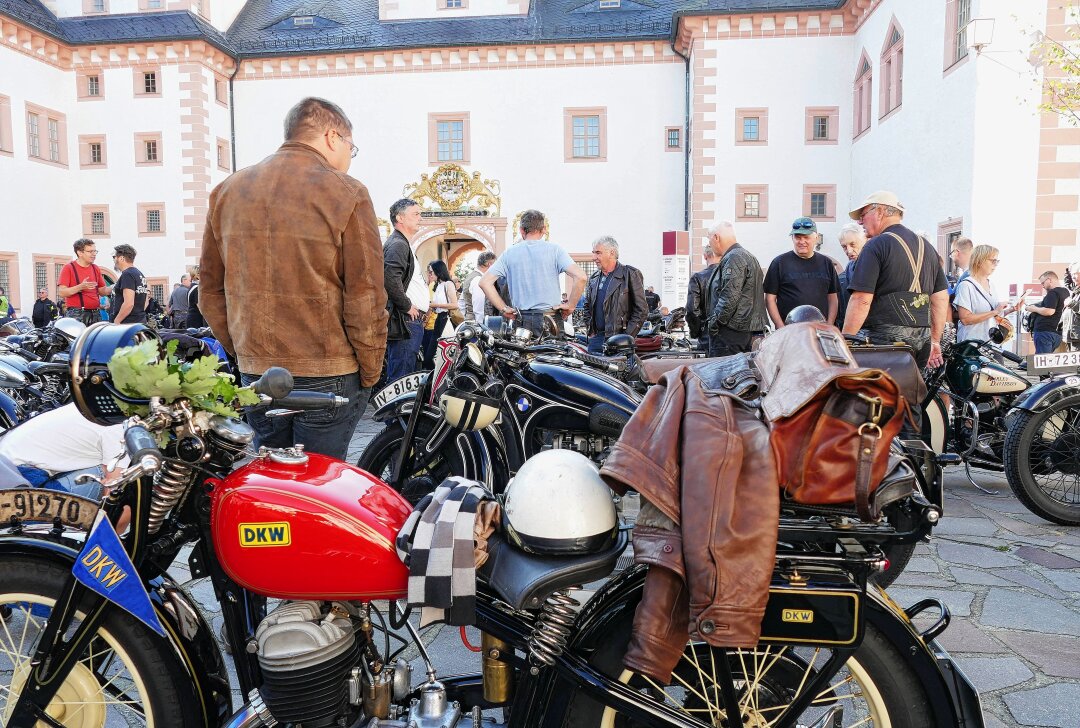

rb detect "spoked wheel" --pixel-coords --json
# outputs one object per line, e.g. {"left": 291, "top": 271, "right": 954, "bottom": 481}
{"left": 563, "top": 612, "right": 932, "bottom": 728}
{"left": 357, "top": 418, "right": 468, "bottom": 504}
{"left": 0, "top": 556, "right": 199, "bottom": 727}
{"left": 1004, "top": 394, "right": 1080, "bottom": 526}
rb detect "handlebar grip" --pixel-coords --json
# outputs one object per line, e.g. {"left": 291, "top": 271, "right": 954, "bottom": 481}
{"left": 578, "top": 351, "right": 627, "bottom": 373}
{"left": 251, "top": 367, "right": 294, "bottom": 399}
{"left": 124, "top": 424, "right": 161, "bottom": 466}
{"left": 273, "top": 391, "right": 346, "bottom": 411}
{"left": 1001, "top": 349, "right": 1025, "bottom": 365}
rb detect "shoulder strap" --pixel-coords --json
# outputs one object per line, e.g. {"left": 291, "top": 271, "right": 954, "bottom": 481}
{"left": 958, "top": 277, "right": 995, "bottom": 309}
{"left": 884, "top": 232, "right": 924, "bottom": 294}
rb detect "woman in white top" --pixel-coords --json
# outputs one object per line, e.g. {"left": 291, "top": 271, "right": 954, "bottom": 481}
{"left": 953, "top": 244, "right": 1017, "bottom": 343}
{"left": 421, "top": 259, "right": 460, "bottom": 369}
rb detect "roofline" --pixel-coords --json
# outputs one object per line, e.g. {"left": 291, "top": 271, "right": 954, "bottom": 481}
{"left": 667, "top": 0, "right": 849, "bottom": 46}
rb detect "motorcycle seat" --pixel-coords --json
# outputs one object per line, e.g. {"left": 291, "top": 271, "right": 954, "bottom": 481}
{"left": 640, "top": 356, "right": 729, "bottom": 385}
{"left": 26, "top": 361, "right": 67, "bottom": 376}
{"left": 480, "top": 529, "right": 629, "bottom": 611}
{"left": 848, "top": 344, "right": 927, "bottom": 408}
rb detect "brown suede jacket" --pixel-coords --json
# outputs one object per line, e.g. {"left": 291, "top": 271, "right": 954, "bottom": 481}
{"left": 200, "top": 142, "right": 388, "bottom": 385}
{"left": 600, "top": 357, "right": 779, "bottom": 684}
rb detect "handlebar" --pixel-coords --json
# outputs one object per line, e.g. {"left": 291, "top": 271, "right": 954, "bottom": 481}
{"left": 576, "top": 350, "right": 628, "bottom": 374}
{"left": 1000, "top": 348, "right": 1025, "bottom": 365}
{"left": 270, "top": 391, "right": 348, "bottom": 410}
{"left": 249, "top": 366, "right": 294, "bottom": 399}
{"left": 124, "top": 424, "right": 162, "bottom": 467}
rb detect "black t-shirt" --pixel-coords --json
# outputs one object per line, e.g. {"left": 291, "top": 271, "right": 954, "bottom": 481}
{"left": 848, "top": 224, "right": 948, "bottom": 318}
{"left": 1033, "top": 286, "right": 1070, "bottom": 332}
{"left": 763, "top": 251, "right": 839, "bottom": 322}
{"left": 110, "top": 266, "right": 148, "bottom": 323}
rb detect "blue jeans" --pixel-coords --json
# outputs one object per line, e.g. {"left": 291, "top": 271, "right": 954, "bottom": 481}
{"left": 587, "top": 334, "right": 607, "bottom": 354}
{"left": 1033, "top": 331, "right": 1062, "bottom": 354}
{"left": 241, "top": 372, "right": 370, "bottom": 461}
{"left": 387, "top": 318, "right": 424, "bottom": 381}
{"left": 17, "top": 464, "right": 106, "bottom": 500}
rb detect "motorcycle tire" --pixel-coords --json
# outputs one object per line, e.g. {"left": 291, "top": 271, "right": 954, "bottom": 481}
{"left": 0, "top": 556, "right": 202, "bottom": 727}
{"left": 1003, "top": 393, "right": 1080, "bottom": 526}
{"left": 357, "top": 418, "right": 469, "bottom": 504}
{"left": 560, "top": 609, "right": 933, "bottom": 728}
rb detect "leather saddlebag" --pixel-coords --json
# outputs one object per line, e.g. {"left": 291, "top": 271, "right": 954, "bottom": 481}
{"left": 755, "top": 323, "right": 910, "bottom": 521}
{"left": 849, "top": 344, "right": 927, "bottom": 408}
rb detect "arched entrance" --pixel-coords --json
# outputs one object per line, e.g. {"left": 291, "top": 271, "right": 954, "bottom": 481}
{"left": 412, "top": 218, "right": 506, "bottom": 283}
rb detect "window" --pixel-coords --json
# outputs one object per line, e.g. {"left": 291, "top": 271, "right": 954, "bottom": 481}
{"left": 600, "top": 0, "right": 621, "bottom": 7}
{"left": 92, "top": 0, "right": 104, "bottom": 10}
{"left": 440, "top": 0, "right": 465, "bottom": 7}
{"left": 215, "top": 76, "right": 228, "bottom": 106}
{"left": 813, "top": 117, "right": 828, "bottom": 140}
{"left": 83, "top": 0, "right": 107, "bottom": 12}
{"left": 427, "top": 112, "right": 471, "bottom": 165}
{"left": 735, "top": 108, "right": 768, "bottom": 145}
{"left": 937, "top": 218, "right": 964, "bottom": 276}
{"left": 134, "top": 68, "right": 161, "bottom": 96}
{"left": 216, "top": 138, "right": 231, "bottom": 172}
{"left": 149, "top": 282, "right": 165, "bottom": 303}
{"left": 147, "top": 209, "right": 161, "bottom": 232}
{"left": 292, "top": 15, "right": 314, "bottom": 26}
{"left": 954, "top": 0, "right": 971, "bottom": 63}
{"left": 735, "top": 185, "right": 768, "bottom": 222}
{"left": 77, "top": 71, "right": 105, "bottom": 100}
{"left": 805, "top": 107, "right": 839, "bottom": 145}
{"left": 34, "top": 255, "right": 70, "bottom": 303}
{"left": 803, "top": 184, "right": 836, "bottom": 221}
{"left": 148, "top": 0, "right": 162, "bottom": 7}
{"left": 853, "top": 52, "right": 873, "bottom": 138}
{"left": 88, "top": 75, "right": 100, "bottom": 96}
{"left": 83, "top": 205, "right": 110, "bottom": 237}
{"left": 0, "top": 95, "right": 11, "bottom": 155}
{"left": 665, "top": 126, "right": 682, "bottom": 151}
{"left": 563, "top": 107, "right": 607, "bottom": 162}
{"left": 437, "top": 120, "right": 464, "bottom": 161}
{"left": 880, "top": 19, "right": 904, "bottom": 118}
{"left": 80, "top": 135, "right": 107, "bottom": 167}
{"left": 25, "top": 103, "right": 67, "bottom": 166}
{"left": 135, "top": 133, "right": 162, "bottom": 165}
{"left": 34, "top": 263, "right": 47, "bottom": 296}
{"left": 138, "top": 203, "right": 166, "bottom": 236}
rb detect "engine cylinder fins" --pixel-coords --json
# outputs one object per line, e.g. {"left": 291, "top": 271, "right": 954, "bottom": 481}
{"left": 259, "top": 639, "right": 359, "bottom": 727}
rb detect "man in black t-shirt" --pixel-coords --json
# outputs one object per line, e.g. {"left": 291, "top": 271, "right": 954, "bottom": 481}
{"left": 764, "top": 217, "right": 839, "bottom": 327}
{"left": 109, "top": 244, "right": 148, "bottom": 325}
{"left": 1023, "top": 270, "right": 1070, "bottom": 354}
{"left": 844, "top": 191, "right": 948, "bottom": 369}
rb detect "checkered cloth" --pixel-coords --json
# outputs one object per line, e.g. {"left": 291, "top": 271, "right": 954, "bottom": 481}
{"left": 395, "top": 477, "right": 495, "bottom": 627}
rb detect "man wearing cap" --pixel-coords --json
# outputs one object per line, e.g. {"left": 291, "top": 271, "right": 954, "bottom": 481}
{"left": 763, "top": 217, "right": 840, "bottom": 328}
{"left": 843, "top": 191, "right": 948, "bottom": 369}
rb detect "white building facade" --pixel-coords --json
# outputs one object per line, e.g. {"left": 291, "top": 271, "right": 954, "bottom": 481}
{"left": 0, "top": 0, "right": 1075, "bottom": 331}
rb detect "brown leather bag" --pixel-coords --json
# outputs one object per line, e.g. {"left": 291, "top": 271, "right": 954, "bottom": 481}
{"left": 754, "top": 323, "right": 910, "bottom": 521}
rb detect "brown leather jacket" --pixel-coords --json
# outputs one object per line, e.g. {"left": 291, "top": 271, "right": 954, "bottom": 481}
{"left": 600, "top": 357, "right": 778, "bottom": 684}
{"left": 200, "top": 142, "right": 388, "bottom": 385}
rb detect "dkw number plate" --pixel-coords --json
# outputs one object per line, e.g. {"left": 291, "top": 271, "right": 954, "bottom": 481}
{"left": 0, "top": 488, "right": 98, "bottom": 530}
{"left": 1028, "top": 351, "right": 1080, "bottom": 375}
{"left": 373, "top": 373, "right": 427, "bottom": 410}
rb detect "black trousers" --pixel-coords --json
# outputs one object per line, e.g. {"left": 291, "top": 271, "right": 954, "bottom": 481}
{"left": 707, "top": 325, "right": 752, "bottom": 357}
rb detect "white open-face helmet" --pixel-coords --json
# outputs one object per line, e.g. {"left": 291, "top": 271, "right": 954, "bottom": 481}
{"left": 53, "top": 317, "right": 87, "bottom": 341}
{"left": 502, "top": 450, "right": 617, "bottom": 555}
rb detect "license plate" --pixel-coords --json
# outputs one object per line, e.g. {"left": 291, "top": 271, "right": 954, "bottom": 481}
{"left": 1028, "top": 351, "right": 1080, "bottom": 374}
{"left": 0, "top": 488, "right": 98, "bottom": 530}
{"left": 373, "top": 373, "right": 427, "bottom": 410}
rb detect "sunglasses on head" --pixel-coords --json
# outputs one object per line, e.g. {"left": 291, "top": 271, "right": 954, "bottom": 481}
{"left": 792, "top": 220, "right": 815, "bottom": 231}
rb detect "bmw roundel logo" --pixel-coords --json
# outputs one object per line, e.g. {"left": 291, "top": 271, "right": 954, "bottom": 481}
{"left": 516, "top": 396, "right": 531, "bottom": 412}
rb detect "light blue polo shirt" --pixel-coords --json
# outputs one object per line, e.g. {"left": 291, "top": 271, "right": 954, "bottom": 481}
{"left": 488, "top": 239, "right": 575, "bottom": 311}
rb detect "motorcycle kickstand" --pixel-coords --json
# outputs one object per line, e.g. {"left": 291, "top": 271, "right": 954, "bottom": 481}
{"left": 963, "top": 460, "right": 998, "bottom": 496}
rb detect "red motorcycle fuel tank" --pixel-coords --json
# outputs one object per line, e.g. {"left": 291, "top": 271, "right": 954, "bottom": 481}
{"left": 211, "top": 453, "right": 412, "bottom": 601}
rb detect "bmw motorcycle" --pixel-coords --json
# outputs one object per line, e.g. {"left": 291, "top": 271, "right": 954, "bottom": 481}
{"left": 0, "top": 322, "right": 984, "bottom": 728}
{"left": 921, "top": 335, "right": 1080, "bottom": 525}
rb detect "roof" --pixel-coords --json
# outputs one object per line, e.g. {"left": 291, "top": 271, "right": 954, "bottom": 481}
{"left": 0, "top": 0, "right": 847, "bottom": 59}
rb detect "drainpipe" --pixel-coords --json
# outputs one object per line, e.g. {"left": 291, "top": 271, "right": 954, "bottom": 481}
{"left": 228, "top": 57, "right": 240, "bottom": 172}
{"left": 671, "top": 34, "right": 690, "bottom": 233}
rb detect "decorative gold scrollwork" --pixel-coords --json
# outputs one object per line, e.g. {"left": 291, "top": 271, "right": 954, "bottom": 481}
{"left": 403, "top": 163, "right": 501, "bottom": 216}
{"left": 509, "top": 211, "right": 551, "bottom": 241}
{"left": 376, "top": 218, "right": 391, "bottom": 239}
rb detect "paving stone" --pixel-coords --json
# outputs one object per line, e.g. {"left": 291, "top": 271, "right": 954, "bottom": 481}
{"left": 1014, "top": 545, "right": 1080, "bottom": 570}
{"left": 997, "top": 631, "right": 1080, "bottom": 679}
{"left": 999, "top": 570, "right": 1069, "bottom": 599}
{"left": 936, "top": 517, "right": 1002, "bottom": 537}
{"left": 941, "top": 495, "right": 984, "bottom": 518}
{"left": 949, "top": 567, "right": 1012, "bottom": 587}
{"left": 973, "top": 497, "right": 1040, "bottom": 517}
{"left": 904, "top": 556, "right": 941, "bottom": 573}
{"left": 992, "top": 511, "right": 1070, "bottom": 539}
{"left": 892, "top": 572, "right": 952, "bottom": 588}
{"left": 981, "top": 713, "right": 1010, "bottom": 728}
{"left": 980, "top": 590, "right": 1080, "bottom": 636}
{"left": 1041, "top": 568, "right": 1080, "bottom": 595}
{"left": 1005, "top": 683, "right": 1080, "bottom": 727}
{"left": 937, "top": 541, "right": 1023, "bottom": 568}
{"left": 883, "top": 586, "right": 973, "bottom": 617}
{"left": 936, "top": 618, "right": 1008, "bottom": 654}
{"left": 952, "top": 656, "right": 1033, "bottom": 692}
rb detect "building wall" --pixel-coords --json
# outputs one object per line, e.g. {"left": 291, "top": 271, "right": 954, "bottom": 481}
{"left": 379, "top": 0, "right": 529, "bottom": 22}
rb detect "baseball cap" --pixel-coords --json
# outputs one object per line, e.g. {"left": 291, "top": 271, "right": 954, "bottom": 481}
{"left": 849, "top": 190, "right": 905, "bottom": 220}
{"left": 789, "top": 217, "right": 817, "bottom": 236}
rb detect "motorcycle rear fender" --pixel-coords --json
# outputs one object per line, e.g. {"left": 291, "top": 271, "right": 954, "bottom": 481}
{"left": 570, "top": 565, "right": 981, "bottom": 727}
{"left": 1010, "top": 376, "right": 1080, "bottom": 413}
{"left": 0, "top": 534, "right": 233, "bottom": 726}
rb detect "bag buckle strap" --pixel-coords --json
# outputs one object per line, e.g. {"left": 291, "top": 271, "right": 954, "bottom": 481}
{"left": 857, "top": 393, "right": 884, "bottom": 424}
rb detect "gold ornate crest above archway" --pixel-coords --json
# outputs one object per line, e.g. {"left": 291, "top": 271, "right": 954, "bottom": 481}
{"left": 404, "top": 163, "right": 501, "bottom": 217}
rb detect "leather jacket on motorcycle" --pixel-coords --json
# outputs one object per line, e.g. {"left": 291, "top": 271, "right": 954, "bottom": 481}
{"left": 600, "top": 355, "right": 779, "bottom": 683}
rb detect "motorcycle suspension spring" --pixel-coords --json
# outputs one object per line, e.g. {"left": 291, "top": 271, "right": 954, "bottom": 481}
{"left": 148, "top": 460, "right": 196, "bottom": 534}
{"left": 527, "top": 590, "right": 580, "bottom": 667}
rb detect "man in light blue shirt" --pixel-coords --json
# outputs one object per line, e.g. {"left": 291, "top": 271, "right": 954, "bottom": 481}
{"left": 480, "top": 209, "right": 587, "bottom": 337}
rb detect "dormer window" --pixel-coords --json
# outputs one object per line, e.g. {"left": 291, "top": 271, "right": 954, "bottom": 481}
{"left": 293, "top": 16, "right": 314, "bottom": 27}
{"left": 599, "top": 0, "right": 621, "bottom": 8}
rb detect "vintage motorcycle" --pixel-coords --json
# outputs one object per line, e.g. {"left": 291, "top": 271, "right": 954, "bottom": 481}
{"left": 921, "top": 335, "right": 1080, "bottom": 525}
{"left": 0, "top": 322, "right": 984, "bottom": 728}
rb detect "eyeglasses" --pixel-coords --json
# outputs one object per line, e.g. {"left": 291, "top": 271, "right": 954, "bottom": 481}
{"left": 990, "top": 259, "right": 1000, "bottom": 264}
{"left": 791, "top": 220, "right": 815, "bottom": 230}
{"left": 335, "top": 130, "right": 358, "bottom": 158}
{"left": 858, "top": 206, "right": 878, "bottom": 220}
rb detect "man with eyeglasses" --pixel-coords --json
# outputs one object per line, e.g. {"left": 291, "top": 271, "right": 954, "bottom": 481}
{"left": 764, "top": 217, "right": 840, "bottom": 328}
{"left": 109, "top": 244, "right": 148, "bottom": 325}
{"left": 1023, "top": 271, "right": 1071, "bottom": 354}
{"left": 58, "top": 238, "right": 110, "bottom": 326}
{"left": 201, "top": 96, "right": 387, "bottom": 460}
{"left": 844, "top": 191, "right": 948, "bottom": 370}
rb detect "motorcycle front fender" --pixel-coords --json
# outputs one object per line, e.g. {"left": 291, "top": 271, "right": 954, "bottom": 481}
{"left": 570, "top": 565, "right": 983, "bottom": 728}
{"left": 0, "top": 534, "right": 233, "bottom": 726}
{"left": 0, "top": 388, "right": 20, "bottom": 427}
{"left": 372, "top": 397, "right": 440, "bottom": 423}
{"left": 1010, "top": 375, "right": 1080, "bottom": 414}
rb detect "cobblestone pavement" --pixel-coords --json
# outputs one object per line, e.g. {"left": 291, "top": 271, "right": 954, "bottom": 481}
{"left": 178, "top": 411, "right": 1079, "bottom": 727}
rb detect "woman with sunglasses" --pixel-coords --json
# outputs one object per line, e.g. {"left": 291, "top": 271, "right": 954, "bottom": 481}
{"left": 953, "top": 244, "right": 1017, "bottom": 344}
{"left": 421, "top": 259, "right": 460, "bottom": 369}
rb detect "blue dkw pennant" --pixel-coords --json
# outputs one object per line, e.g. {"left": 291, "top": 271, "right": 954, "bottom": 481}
{"left": 72, "top": 511, "right": 166, "bottom": 637}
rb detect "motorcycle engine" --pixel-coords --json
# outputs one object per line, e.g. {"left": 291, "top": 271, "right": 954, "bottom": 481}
{"left": 544, "top": 430, "right": 614, "bottom": 463}
{"left": 255, "top": 601, "right": 360, "bottom": 728}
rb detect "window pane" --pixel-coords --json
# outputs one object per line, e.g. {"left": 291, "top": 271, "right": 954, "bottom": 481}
{"left": 810, "top": 193, "right": 827, "bottom": 217}
{"left": 147, "top": 209, "right": 161, "bottom": 232}
{"left": 91, "top": 212, "right": 105, "bottom": 234}
{"left": 151, "top": 284, "right": 164, "bottom": 302}
{"left": 573, "top": 138, "right": 585, "bottom": 157}
{"left": 573, "top": 117, "right": 584, "bottom": 136}
{"left": 48, "top": 119, "right": 59, "bottom": 162}
{"left": 144, "top": 72, "right": 156, "bottom": 94}
{"left": 744, "top": 193, "right": 759, "bottom": 217}
{"left": 27, "top": 114, "right": 39, "bottom": 157}
{"left": 92, "top": 0, "right": 104, "bottom": 10}
{"left": 743, "top": 117, "right": 759, "bottom": 141}
{"left": 145, "top": 140, "right": 157, "bottom": 162}
{"left": 55, "top": 263, "right": 65, "bottom": 287}
{"left": 814, "top": 116, "right": 828, "bottom": 140}
{"left": 90, "top": 143, "right": 102, "bottom": 164}
{"left": 0, "top": 261, "right": 10, "bottom": 297}
{"left": 88, "top": 76, "right": 100, "bottom": 96}
{"left": 956, "top": 0, "right": 971, "bottom": 62}
{"left": 667, "top": 129, "right": 680, "bottom": 147}
{"left": 34, "top": 263, "right": 47, "bottom": 295}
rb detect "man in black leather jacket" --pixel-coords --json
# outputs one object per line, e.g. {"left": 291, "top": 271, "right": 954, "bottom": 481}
{"left": 584, "top": 236, "right": 648, "bottom": 354}
{"left": 685, "top": 244, "right": 719, "bottom": 351}
{"left": 384, "top": 198, "right": 423, "bottom": 382}
{"left": 706, "top": 221, "right": 766, "bottom": 357}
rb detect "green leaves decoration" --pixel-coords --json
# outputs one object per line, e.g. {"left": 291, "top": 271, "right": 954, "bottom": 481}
{"left": 107, "top": 339, "right": 259, "bottom": 418}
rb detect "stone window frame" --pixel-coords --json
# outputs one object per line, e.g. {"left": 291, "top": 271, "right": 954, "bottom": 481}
{"left": 735, "top": 108, "right": 768, "bottom": 146}
{"left": 735, "top": 184, "right": 769, "bottom": 222}
{"left": 25, "top": 102, "right": 68, "bottom": 168}
{"left": 428, "top": 112, "right": 470, "bottom": 165}
{"left": 82, "top": 204, "right": 111, "bottom": 238}
{"left": 0, "top": 95, "right": 12, "bottom": 157}
{"left": 79, "top": 134, "right": 108, "bottom": 168}
{"left": 77, "top": 70, "right": 105, "bottom": 100}
{"left": 138, "top": 202, "right": 166, "bottom": 237}
{"left": 563, "top": 106, "right": 607, "bottom": 163}
{"left": 944, "top": 0, "right": 972, "bottom": 73}
{"left": 853, "top": 51, "right": 873, "bottom": 140}
{"left": 216, "top": 138, "right": 231, "bottom": 172}
{"left": 133, "top": 66, "right": 162, "bottom": 97}
{"left": 135, "top": 132, "right": 163, "bottom": 166}
{"left": 880, "top": 18, "right": 904, "bottom": 120}
{"left": 803, "top": 184, "right": 837, "bottom": 222}
{"left": 665, "top": 126, "right": 682, "bottom": 151}
{"left": 805, "top": 106, "right": 839, "bottom": 145}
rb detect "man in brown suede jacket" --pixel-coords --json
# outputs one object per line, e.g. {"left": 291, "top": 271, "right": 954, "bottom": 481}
{"left": 200, "top": 97, "right": 387, "bottom": 460}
